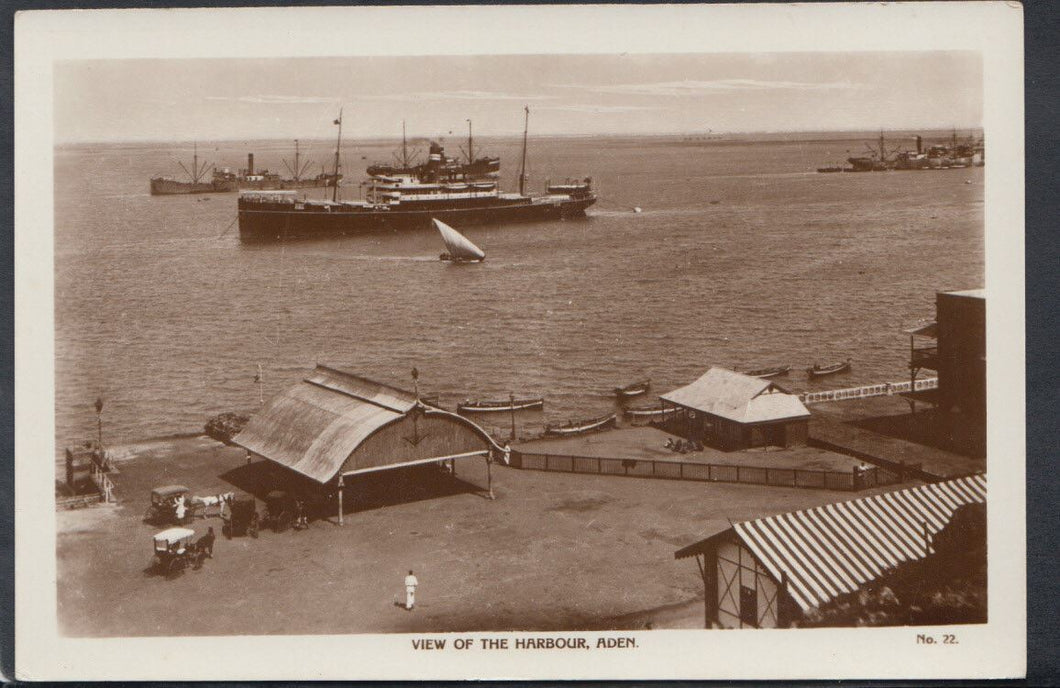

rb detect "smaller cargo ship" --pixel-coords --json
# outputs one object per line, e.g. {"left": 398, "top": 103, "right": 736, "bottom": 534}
{"left": 819, "top": 131, "right": 984, "bottom": 173}
{"left": 214, "top": 141, "right": 342, "bottom": 191}
{"left": 149, "top": 144, "right": 232, "bottom": 195}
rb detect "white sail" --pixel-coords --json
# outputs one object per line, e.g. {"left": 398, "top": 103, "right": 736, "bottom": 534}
{"left": 433, "top": 218, "right": 485, "bottom": 261}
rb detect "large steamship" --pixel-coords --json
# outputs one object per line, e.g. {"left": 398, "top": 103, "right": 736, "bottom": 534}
{"left": 236, "top": 108, "right": 596, "bottom": 242}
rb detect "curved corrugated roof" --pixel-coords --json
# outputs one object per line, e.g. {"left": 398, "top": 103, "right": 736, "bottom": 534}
{"left": 233, "top": 366, "right": 494, "bottom": 484}
{"left": 731, "top": 474, "right": 986, "bottom": 612}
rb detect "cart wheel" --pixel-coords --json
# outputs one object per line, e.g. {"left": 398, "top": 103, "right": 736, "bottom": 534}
{"left": 143, "top": 507, "right": 154, "bottom": 523}
{"left": 166, "top": 558, "right": 185, "bottom": 579}
{"left": 249, "top": 513, "right": 259, "bottom": 539}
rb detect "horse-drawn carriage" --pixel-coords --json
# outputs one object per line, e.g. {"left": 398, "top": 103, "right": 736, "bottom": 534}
{"left": 151, "top": 527, "right": 205, "bottom": 578}
{"left": 260, "top": 490, "right": 306, "bottom": 533}
{"left": 221, "top": 492, "right": 258, "bottom": 539}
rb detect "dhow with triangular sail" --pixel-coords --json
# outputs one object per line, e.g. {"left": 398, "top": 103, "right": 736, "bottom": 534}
{"left": 434, "top": 218, "right": 485, "bottom": 263}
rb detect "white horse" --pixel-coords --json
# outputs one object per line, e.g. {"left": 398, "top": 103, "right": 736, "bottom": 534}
{"left": 190, "top": 492, "right": 235, "bottom": 519}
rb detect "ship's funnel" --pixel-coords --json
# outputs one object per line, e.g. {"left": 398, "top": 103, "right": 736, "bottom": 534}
{"left": 916, "top": 136, "right": 923, "bottom": 154}
{"left": 247, "top": 153, "right": 255, "bottom": 175}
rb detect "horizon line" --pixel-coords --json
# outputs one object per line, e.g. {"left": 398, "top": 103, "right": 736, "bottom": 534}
{"left": 57, "top": 125, "right": 984, "bottom": 147}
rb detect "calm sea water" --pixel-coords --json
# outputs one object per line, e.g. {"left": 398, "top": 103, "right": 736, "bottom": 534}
{"left": 54, "top": 134, "right": 983, "bottom": 447}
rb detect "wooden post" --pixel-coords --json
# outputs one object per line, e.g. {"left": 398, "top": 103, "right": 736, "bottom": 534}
{"left": 780, "top": 571, "right": 790, "bottom": 628}
{"left": 337, "top": 475, "right": 344, "bottom": 526}
{"left": 486, "top": 455, "right": 494, "bottom": 500}
{"left": 696, "top": 554, "right": 709, "bottom": 629}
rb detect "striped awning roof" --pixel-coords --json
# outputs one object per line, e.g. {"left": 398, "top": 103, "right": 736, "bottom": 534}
{"left": 676, "top": 474, "right": 986, "bottom": 613}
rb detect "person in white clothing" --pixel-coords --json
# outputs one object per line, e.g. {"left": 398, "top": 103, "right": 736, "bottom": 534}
{"left": 404, "top": 570, "right": 419, "bottom": 610}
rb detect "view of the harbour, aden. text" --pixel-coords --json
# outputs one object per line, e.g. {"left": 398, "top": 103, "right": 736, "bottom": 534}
{"left": 14, "top": 3, "right": 1025, "bottom": 681}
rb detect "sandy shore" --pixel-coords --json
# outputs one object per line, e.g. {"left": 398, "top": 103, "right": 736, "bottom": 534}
{"left": 56, "top": 396, "right": 975, "bottom": 637}
{"left": 56, "top": 434, "right": 881, "bottom": 637}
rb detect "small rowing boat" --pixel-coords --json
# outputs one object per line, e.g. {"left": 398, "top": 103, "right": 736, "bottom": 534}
{"left": 623, "top": 406, "right": 679, "bottom": 419}
{"left": 806, "top": 359, "right": 852, "bottom": 378}
{"left": 457, "top": 397, "right": 544, "bottom": 413}
{"left": 742, "top": 365, "right": 791, "bottom": 379}
{"left": 614, "top": 379, "right": 651, "bottom": 398}
{"left": 544, "top": 413, "right": 617, "bottom": 437}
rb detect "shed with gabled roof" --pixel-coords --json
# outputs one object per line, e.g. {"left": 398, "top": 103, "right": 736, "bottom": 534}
{"left": 674, "top": 474, "right": 987, "bottom": 628}
{"left": 659, "top": 367, "right": 810, "bottom": 450}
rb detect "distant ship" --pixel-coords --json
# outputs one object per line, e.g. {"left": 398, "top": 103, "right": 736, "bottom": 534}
{"left": 149, "top": 143, "right": 232, "bottom": 195}
{"left": 214, "top": 141, "right": 342, "bottom": 191}
{"left": 152, "top": 139, "right": 342, "bottom": 196}
{"left": 237, "top": 108, "right": 597, "bottom": 242}
{"left": 820, "top": 131, "right": 984, "bottom": 173}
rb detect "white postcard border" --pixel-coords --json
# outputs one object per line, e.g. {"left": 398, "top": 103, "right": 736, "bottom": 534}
{"left": 15, "top": 2, "right": 1025, "bottom": 680}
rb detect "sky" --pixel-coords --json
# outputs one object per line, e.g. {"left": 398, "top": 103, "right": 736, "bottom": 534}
{"left": 54, "top": 52, "right": 982, "bottom": 143}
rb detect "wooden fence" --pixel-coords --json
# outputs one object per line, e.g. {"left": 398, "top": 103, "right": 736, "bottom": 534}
{"left": 510, "top": 451, "right": 901, "bottom": 492}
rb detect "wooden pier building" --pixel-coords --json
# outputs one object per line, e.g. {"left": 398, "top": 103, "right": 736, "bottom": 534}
{"left": 659, "top": 367, "right": 811, "bottom": 450}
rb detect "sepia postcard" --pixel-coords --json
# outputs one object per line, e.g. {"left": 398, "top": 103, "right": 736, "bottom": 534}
{"left": 14, "top": 2, "right": 1025, "bottom": 681}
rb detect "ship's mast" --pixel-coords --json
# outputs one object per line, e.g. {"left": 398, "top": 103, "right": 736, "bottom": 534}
{"left": 294, "top": 139, "right": 300, "bottom": 181}
{"left": 332, "top": 108, "right": 343, "bottom": 202}
{"left": 467, "top": 119, "right": 474, "bottom": 164}
{"left": 519, "top": 106, "right": 529, "bottom": 196}
{"left": 402, "top": 120, "right": 410, "bottom": 168}
{"left": 193, "top": 143, "right": 199, "bottom": 182}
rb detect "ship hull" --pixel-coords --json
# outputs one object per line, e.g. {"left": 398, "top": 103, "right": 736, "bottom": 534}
{"left": 236, "top": 177, "right": 340, "bottom": 191}
{"left": 150, "top": 178, "right": 227, "bottom": 195}
{"left": 238, "top": 196, "right": 597, "bottom": 242}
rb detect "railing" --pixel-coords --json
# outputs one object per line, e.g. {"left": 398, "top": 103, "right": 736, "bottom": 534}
{"left": 510, "top": 451, "right": 901, "bottom": 492}
{"left": 90, "top": 461, "right": 114, "bottom": 503}
{"left": 799, "top": 378, "right": 938, "bottom": 405}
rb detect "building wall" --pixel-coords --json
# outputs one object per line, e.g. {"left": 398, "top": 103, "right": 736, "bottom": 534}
{"left": 683, "top": 411, "right": 807, "bottom": 451}
{"left": 715, "top": 540, "right": 781, "bottom": 629}
{"left": 936, "top": 291, "right": 986, "bottom": 454}
{"left": 340, "top": 411, "right": 490, "bottom": 475}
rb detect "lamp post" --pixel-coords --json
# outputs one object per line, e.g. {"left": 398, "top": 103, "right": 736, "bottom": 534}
{"left": 94, "top": 396, "right": 104, "bottom": 449}
{"left": 509, "top": 392, "right": 516, "bottom": 442}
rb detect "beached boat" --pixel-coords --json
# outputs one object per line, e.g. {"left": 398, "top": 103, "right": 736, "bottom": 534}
{"left": 434, "top": 218, "right": 485, "bottom": 263}
{"left": 457, "top": 398, "right": 544, "bottom": 413}
{"left": 806, "top": 359, "right": 852, "bottom": 378}
{"left": 614, "top": 379, "right": 651, "bottom": 398}
{"left": 544, "top": 413, "right": 617, "bottom": 437}
{"left": 742, "top": 365, "right": 791, "bottom": 379}
{"left": 623, "top": 406, "right": 679, "bottom": 419}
